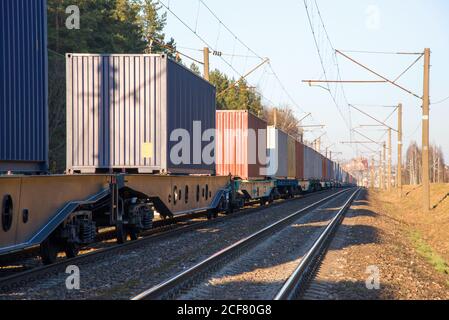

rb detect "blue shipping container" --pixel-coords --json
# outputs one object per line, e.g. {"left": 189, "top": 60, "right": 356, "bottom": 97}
{"left": 0, "top": 0, "right": 48, "bottom": 173}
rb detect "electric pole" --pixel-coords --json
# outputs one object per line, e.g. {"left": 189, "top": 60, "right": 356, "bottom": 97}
{"left": 388, "top": 128, "right": 392, "bottom": 191}
{"left": 203, "top": 47, "right": 210, "bottom": 81}
{"left": 379, "top": 151, "right": 383, "bottom": 189}
{"left": 370, "top": 157, "right": 375, "bottom": 189}
{"left": 422, "top": 48, "right": 431, "bottom": 212}
{"left": 397, "top": 103, "right": 403, "bottom": 195}
{"left": 274, "top": 108, "right": 278, "bottom": 128}
{"left": 383, "top": 142, "right": 387, "bottom": 190}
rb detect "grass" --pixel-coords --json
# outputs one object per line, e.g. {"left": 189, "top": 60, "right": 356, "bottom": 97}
{"left": 409, "top": 230, "right": 449, "bottom": 277}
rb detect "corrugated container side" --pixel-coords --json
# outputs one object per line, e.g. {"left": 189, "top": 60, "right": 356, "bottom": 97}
{"left": 303, "top": 145, "right": 317, "bottom": 180}
{"left": 267, "top": 127, "right": 288, "bottom": 178}
{"left": 287, "top": 136, "right": 296, "bottom": 179}
{"left": 0, "top": 0, "right": 48, "bottom": 172}
{"left": 328, "top": 159, "right": 334, "bottom": 180}
{"left": 322, "top": 156, "right": 327, "bottom": 181}
{"left": 295, "top": 141, "right": 304, "bottom": 180}
{"left": 166, "top": 59, "right": 216, "bottom": 173}
{"left": 216, "top": 111, "right": 267, "bottom": 180}
{"left": 67, "top": 54, "right": 215, "bottom": 174}
{"left": 316, "top": 150, "right": 323, "bottom": 180}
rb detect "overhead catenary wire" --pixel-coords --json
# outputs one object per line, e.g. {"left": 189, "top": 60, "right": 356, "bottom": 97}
{"left": 163, "top": 1, "right": 323, "bottom": 121}
{"left": 339, "top": 50, "right": 424, "bottom": 55}
{"left": 160, "top": 0, "right": 337, "bottom": 150}
{"left": 157, "top": 0, "right": 245, "bottom": 78}
{"left": 303, "top": 0, "right": 353, "bottom": 154}
{"left": 393, "top": 53, "right": 424, "bottom": 83}
{"left": 198, "top": 0, "right": 264, "bottom": 61}
{"left": 431, "top": 95, "right": 449, "bottom": 105}
{"left": 303, "top": 1, "right": 353, "bottom": 131}
{"left": 177, "top": 46, "right": 262, "bottom": 59}
{"left": 198, "top": 1, "right": 312, "bottom": 117}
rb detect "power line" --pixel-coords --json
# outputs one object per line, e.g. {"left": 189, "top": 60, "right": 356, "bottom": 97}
{"left": 339, "top": 50, "right": 424, "bottom": 55}
{"left": 432, "top": 95, "right": 449, "bottom": 105}
{"left": 161, "top": 0, "right": 330, "bottom": 146}
{"left": 198, "top": 0, "right": 264, "bottom": 60}
{"left": 197, "top": 1, "right": 310, "bottom": 117}
{"left": 303, "top": 0, "right": 354, "bottom": 151}
{"left": 158, "top": 0, "right": 244, "bottom": 78}
{"left": 393, "top": 53, "right": 424, "bottom": 83}
{"left": 406, "top": 121, "right": 421, "bottom": 140}
{"left": 304, "top": 1, "right": 353, "bottom": 129}
{"left": 177, "top": 46, "right": 261, "bottom": 59}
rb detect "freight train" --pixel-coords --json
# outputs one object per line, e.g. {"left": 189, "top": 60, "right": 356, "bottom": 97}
{"left": 0, "top": 0, "right": 356, "bottom": 264}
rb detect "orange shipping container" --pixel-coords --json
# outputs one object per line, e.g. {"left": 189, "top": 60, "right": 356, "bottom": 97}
{"left": 295, "top": 141, "right": 305, "bottom": 180}
{"left": 216, "top": 111, "right": 267, "bottom": 180}
{"left": 287, "top": 136, "right": 296, "bottom": 179}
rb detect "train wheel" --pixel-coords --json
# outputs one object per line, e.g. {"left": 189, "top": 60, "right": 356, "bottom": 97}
{"left": 64, "top": 243, "right": 80, "bottom": 259}
{"left": 116, "top": 223, "right": 128, "bottom": 244}
{"left": 40, "top": 238, "right": 58, "bottom": 265}
{"left": 129, "top": 228, "right": 139, "bottom": 241}
{"left": 206, "top": 210, "right": 214, "bottom": 220}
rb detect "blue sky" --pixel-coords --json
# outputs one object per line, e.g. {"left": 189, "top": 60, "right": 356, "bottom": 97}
{"left": 162, "top": 0, "right": 449, "bottom": 163}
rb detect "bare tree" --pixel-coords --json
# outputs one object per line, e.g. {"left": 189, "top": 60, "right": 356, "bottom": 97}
{"left": 263, "top": 106, "right": 304, "bottom": 141}
{"left": 406, "top": 141, "right": 446, "bottom": 185}
{"left": 406, "top": 142, "right": 421, "bottom": 185}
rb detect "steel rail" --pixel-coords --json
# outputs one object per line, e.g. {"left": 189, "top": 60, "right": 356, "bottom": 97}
{"left": 0, "top": 189, "right": 340, "bottom": 293}
{"left": 132, "top": 188, "right": 354, "bottom": 300}
{"left": 274, "top": 188, "right": 361, "bottom": 300}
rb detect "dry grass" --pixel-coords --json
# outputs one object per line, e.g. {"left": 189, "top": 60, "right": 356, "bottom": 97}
{"left": 370, "top": 184, "right": 449, "bottom": 272}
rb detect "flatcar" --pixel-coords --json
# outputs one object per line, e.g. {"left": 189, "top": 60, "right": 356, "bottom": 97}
{"left": 0, "top": 1, "right": 356, "bottom": 264}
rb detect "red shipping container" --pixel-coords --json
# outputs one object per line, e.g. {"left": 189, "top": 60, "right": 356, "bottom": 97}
{"left": 295, "top": 141, "right": 305, "bottom": 180}
{"left": 216, "top": 111, "right": 267, "bottom": 180}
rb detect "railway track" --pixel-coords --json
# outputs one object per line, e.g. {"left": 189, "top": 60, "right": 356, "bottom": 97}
{"left": 132, "top": 188, "right": 359, "bottom": 300}
{"left": 0, "top": 188, "right": 340, "bottom": 294}
{"left": 275, "top": 188, "right": 360, "bottom": 300}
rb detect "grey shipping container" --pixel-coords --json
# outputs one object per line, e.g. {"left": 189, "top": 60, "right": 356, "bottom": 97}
{"left": 0, "top": 0, "right": 48, "bottom": 173}
{"left": 266, "top": 127, "right": 288, "bottom": 178}
{"left": 66, "top": 54, "right": 216, "bottom": 174}
{"left": 303, "top": 145, "right": 323, "bottom": 180}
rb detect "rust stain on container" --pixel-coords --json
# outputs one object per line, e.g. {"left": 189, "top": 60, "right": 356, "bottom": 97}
{"left": 216, "top": 111, "right": 267, "bottom": 180}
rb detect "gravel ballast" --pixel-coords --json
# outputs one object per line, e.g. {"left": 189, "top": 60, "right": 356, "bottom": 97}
{"left": 303, "top": 189, "right": 449, "bottom": 300}
{"left": 177, "top": 191, "right": 354, "bottom": 300}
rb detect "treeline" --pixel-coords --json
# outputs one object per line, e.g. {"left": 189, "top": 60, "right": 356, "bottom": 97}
{"left": 47, "top": 0, "right": 303, "bottom": 173}
{"left": 405, "top": 141, "right": 447, "bottom": 184}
